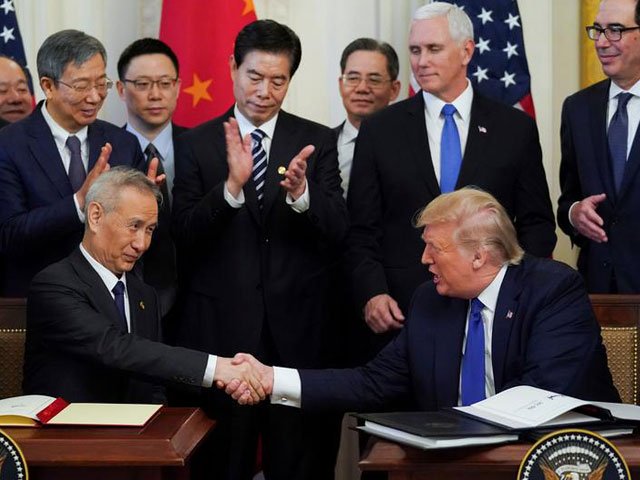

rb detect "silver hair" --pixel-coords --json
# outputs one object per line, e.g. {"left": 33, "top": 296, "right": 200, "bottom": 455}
{"left": 37, "top": 29, "right": 106, "bottom": 82}
{"left": 412, "top": 2, "right": 474, "bottom": 44}
{"left": 84, "top": 167, "right": 161, "bottom": 222}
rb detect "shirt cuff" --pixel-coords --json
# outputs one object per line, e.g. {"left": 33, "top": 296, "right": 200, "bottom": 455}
{"left": 286, "top": 179, "right": 309, "bottom": 213}
{"left": 224, "top": 182, "right": 245, "bottom": 208}
{"left": 270, "top": 366, "right": 302, "bottom": 408}
{"left": 73, "top": 194, "right": 86, "bottom": 222}
{"left": 568, "top": 201, "right": 580, "bottom": 228}
{"left": 202, "top": 354, "right": 217, "bottom": 388}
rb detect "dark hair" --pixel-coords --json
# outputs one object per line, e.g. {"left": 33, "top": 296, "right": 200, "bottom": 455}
{"left": 37, "top": 29, "right": 106, "bottom": 82}
{"left": 117, "top": 38, "right": 179, "bottom": 80}
{"left": 234, "top": 20, "right": 302, "bottom": 77}
{"left": 339, "top": 38, "right": 399, "bottom": 80}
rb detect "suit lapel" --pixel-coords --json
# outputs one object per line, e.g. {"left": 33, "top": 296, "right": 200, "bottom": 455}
{"left": 262, "top": 112, "right": 297, "bottom": 216}
{"left": 618, "top": 99, "right": 640, "bottom": 201}
{"left": 588, "top": 81, "right": 617, "bottom": 201}
{"left": 406, "top": 93, "right": 440, "bottom": 198}
{"left": 457, "top": 93, "right": 493, "bottom": 188}
{"left": 491, "top": 265, "right": 521, "bottom": 391}
{"left": 26, "top": 104, "right": 73, "bottom": 198}
{"left": 125, "top": 274, "right": 151, "bottom": 335}
{"left": 433, "top": 298, "right": 467, "bottom": 406}
{"left": 87, "top": 121, "right": 107, "bottom": 171}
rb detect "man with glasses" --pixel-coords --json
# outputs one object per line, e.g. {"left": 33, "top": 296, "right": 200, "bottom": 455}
{"left": 0, "top": 30, "right": 146, "bottom": 297}
{"left": 558, "top": 0, "right": 640, "bottom": 293}
{"left": 346, "top": 2, "right": 556, "bottom": 356}
{"left": 335, "top": 38, "right": 400, "bottom": 199}
{"left": 117, "top": 38, "right": 185, "bottom": 316}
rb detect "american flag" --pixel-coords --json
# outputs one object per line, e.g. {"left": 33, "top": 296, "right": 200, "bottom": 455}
{"left": 411, "top": 0, "right": 535, "bottom": 118}
{"left": 0, "top": 0, "right": 33, "bottom": 94}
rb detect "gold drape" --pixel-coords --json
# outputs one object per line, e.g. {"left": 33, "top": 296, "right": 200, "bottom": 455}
{"left": 581, "top": 0, "right": 606, "bottom": 88}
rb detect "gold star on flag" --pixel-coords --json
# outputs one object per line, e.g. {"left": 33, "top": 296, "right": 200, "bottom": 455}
{"left": 184, "top": 73, "right": 212, "bottom": 107}
{"left": 242, "top": 0, "right": 255, "bottom": 16}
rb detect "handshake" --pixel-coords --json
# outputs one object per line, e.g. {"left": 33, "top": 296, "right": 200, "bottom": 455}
{"left": 213, "top": 353, "right": 274, "bottom": 405}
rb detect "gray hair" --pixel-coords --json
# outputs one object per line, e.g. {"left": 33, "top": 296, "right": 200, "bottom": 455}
{"left": 84, "top": 167, "right": 161, "bottom": 222}
{"left": 412, "top": 2, "right": 474, "bottom": 45}
{"left": 37, "top": 29, "right": 106, "bottom": 82}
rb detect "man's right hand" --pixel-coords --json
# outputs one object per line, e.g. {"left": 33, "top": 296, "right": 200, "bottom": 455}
{"left": 76, "top": 142, "right": 112, "bottom": 211}
{"left": 223, "top": 117, "right": 254, "bottom": 198}
{"left": 364, "top": 294, "right": 405, "bottom": 333}
{"left": 570, "top": 193, "right": 608, "bottom": 243}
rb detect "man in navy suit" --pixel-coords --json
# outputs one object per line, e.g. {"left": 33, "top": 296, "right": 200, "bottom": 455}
{"left": 0, "top": 30, "right": 146, "bottom": 297}
{"left": 347, "top": 3, "right": 556, "bottom": 354}
{"left": 558, "top": 0, "right": 640, "bottom": 293}
{"left": 227, "top": 188, "right": 619, "bottom": 411}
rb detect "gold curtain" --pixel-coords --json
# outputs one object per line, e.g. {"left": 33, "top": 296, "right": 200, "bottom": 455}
{"left": 581, "top": 0, "right": 606, "bottom": 88}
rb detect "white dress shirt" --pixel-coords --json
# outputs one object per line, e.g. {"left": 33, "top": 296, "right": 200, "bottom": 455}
{"left": 41, "top": 102, "right": 89, "bottom": 221}
{"left": 223, "top": 105, "right": 310, "bottom": 212}
{"left": 336, "top": 119, "right": 359, "bottom": 199}
{"left": 271, "top": 264, "right": 509, "bottom": 409}
{"left": 79, "top": 243, "right": 217, "bottom": 387}
{"left": 422, "top": 80, "right": 474, "bottom": 184}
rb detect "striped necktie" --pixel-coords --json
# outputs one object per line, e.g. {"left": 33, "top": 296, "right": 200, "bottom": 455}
{"left": 251, "top": 129, "right": 267, "bottom": 207}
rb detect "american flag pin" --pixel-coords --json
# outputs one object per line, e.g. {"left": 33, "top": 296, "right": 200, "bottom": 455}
{"left": 478, "top": 125, "right": 487, "bottom": 133}
{"left": 139, "top": 301, "right": 145, "bottom": 310}
{"left": 506, "top": 310, "right": 513, "bottom": 319}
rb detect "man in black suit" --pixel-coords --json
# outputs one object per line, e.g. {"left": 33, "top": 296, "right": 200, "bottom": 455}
{"left": 558, "top": 0, "right": 640, "bottom": 293}
{"left": 24, "top": 167, "right": 263, "bottom": 404}
{"left": 335, "top": 38, "right": 400, "bottom": 199}
{"left": 117, "top": 38, "right": 186, "bottom": 315}
{"left": 347, "top": 2, "right": 556, "bottom": 351}
{"left": 0, "top": 30, "right": 148, "bottom": 297}
{"left": 172, "top": 19, "right": 348, "bottom": 480}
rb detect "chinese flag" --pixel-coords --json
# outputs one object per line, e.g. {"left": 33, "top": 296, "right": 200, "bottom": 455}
{"left": 160, "top": 0, "right": 258, "bottom": 127}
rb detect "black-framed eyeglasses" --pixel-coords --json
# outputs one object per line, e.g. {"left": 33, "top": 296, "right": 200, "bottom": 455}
{"left": 123, "top": 77, "right": 178, "bottom": 92}
{"left": 341, "top": 73, "right": 391, "bottom": 89}
{"left": 57, "top": 78, "right": 113, "bottom": 95}
{"left": 586, "top": 24, "right": 640, "bottom": 41}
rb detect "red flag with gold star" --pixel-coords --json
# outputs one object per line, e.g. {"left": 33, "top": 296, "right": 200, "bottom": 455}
{"left": 160, "top": 0, "right": 257, "bottom": 127}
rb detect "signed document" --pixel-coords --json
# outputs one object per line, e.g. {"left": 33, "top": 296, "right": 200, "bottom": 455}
{"left": 0, "top": 395, "right": 161, "bottom": 427}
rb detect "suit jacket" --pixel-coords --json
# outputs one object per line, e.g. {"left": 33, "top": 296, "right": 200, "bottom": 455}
{"left": 300, "top": 256, "right": 620, "bottom": 411}
{"left": 0, "top": 103, "right": 145, "bottom": 297}
{"left": 171, "top": 107, "right": 348, "bottom": 367}
{"left": 23, "top": 248, "right": 208, "bottom": 403}
{"left": 558, "top": 79, "right": 640, "bottom": 293}
{"left": 347, "top": 91, "right": 557, "bottom": 313}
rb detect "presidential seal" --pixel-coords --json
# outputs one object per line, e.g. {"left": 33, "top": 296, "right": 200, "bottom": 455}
{"left": 0, "top": 430, "right": 27, "bottom": 480}
{"left": 517, "top": 429, "right": 630, "bottom": 480}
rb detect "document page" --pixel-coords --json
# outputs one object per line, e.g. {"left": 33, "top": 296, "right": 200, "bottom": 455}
{"left": 46, "top": 403, "right": 162, "bottom": 426}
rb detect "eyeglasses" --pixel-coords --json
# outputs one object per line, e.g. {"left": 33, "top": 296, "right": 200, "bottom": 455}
{"left": 341, "top": 73, "right": 391, "bottom": 89}
{"left": 57, "top": 78, "right": 113, "bottom": 96}
{"left": 123, "top": 77, "right": 178, "bottom": 92}
{"left": 585, "top": 24, "right": 640, "bottom": 41}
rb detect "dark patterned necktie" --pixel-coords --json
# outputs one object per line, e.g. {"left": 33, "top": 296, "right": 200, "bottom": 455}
{"left": 145, "top": 143, "right": 170, "bottom": 207}
{"left": 66, "top": 135, "right": 86, "bottom": 192}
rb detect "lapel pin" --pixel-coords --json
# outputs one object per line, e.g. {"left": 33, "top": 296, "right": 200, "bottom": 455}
{"left": 277, "top": 166, "right": 287, "bottom": 175}
{"left": 139, "top": 301, "right": 145, "bottom": 310}
{"left": 506, "top": 310, "right": 513, "bottom": 319}
{"left": 478, "top": 125, "right": 487, "bottom": 133}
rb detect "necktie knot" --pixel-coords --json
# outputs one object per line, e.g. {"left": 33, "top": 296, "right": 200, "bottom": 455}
{"left": 617, "top": 92, "right": 633, "bottom": 111}
{"left": 66, "top": 135, "right": 81, "bottom": 154}
{"left": 470, "top": 297, "right": 484, "bottom": 321}
{"left": 251, "top": 129, "right": 266, "bottom": 143}
{"left": 112, "top": 280, "right": 125, "bottom": 296}
{"left": 441, "top": 103, "right": 457, "bottom": 117}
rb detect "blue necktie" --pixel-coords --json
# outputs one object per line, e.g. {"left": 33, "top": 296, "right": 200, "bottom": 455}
{"left": 608, "top": 92, "right": 633, "bottom": 193}
{"left": 440, "top": 104, "right": 462, "bottom": 193}
{"left": 66, "top": 135, "right": 86, "bottom": 192}
{"left": 461, "top": 298, "right": 485, "bottom": 406}
{"left": 112, "top": 281, "right": 128, "bottom": 332}
{"left": 251, "top": 129, "right": 267, "bottom": 207}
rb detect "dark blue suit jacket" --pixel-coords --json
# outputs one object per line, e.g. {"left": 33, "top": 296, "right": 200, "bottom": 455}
{"left": 0, "top": 103, "right": 145, "bottom": 296}
{"left": 558, "top": 79, "right": 640, "bottom": 293}
{"left": 300, "top": 256, "right": 619, "bottom": 411}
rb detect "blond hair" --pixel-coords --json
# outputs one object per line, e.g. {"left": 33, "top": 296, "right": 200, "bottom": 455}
{"left": 415, "top": 187, "right": 524, "bottom": 265}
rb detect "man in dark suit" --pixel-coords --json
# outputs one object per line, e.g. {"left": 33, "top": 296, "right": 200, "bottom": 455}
{"left": 227, "top": 188, "right": 619, "bottom": 412}
{"left": 172, "top": 19, "right": 348, "bottom": 480}
{"left": 24, "top": 167, "right": 263, "bottom": 404}
{"left": 347, "top": 2, "right": 556, "bottom": 352}
{"left": 558, "top": 0, "right": 640, "bottom": 293}
{"left": 0, "top": 30, "right": 146, "bottom": 297}
{"left": 116, "top": 38, "right": 187, "bottom": 315}
{"left": 335, "top": 38, "right": 400, "bottom": 199}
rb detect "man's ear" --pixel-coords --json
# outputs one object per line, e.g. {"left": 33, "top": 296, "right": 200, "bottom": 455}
{"left": 471, "top": 245, "right": 488, "bottom": 270}
{"left": 86, "top": 201, "right": 104, "bottom": 232}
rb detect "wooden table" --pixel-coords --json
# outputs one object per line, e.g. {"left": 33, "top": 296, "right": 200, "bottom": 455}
{"left": 1, "top": 407, "right": 214, "bottom": 480}
{"left": 360, "top": 436, "right": 640, "bottom": 479}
